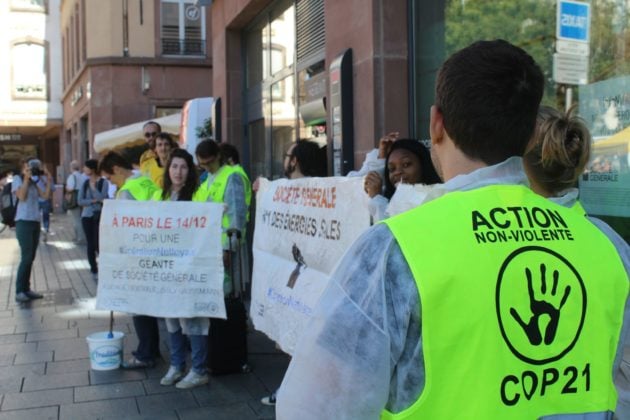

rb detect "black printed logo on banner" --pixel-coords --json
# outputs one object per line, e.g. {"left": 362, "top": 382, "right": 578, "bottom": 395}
{"left": 286, "top": 243, "right": 307, "bottom": 289}
{"left": 496, "top": 246, "right": 586, "bottom": 365}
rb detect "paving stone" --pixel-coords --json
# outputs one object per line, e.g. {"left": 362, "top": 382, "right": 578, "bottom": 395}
{"left": 45, "top": 359, "right": 91, "bottom": 375}
{"left": 0, "top": 363, "right": 46, "bottom": 380}
{"left": 14, "top": 320, "right": 69, "bottom": 334}
{"left": 177, "top": 402, "right": 259, "bottom": 420}
{"left": 192, "top": 379, "right": 247, "bottom": 407}
{"left": 0, "top": 342, "right": 37, "bottom": 356}
{"left": 22, "top": 372, "right": 89, "bottom": 392}
{"left": 136, "top": 391, "right": 199, "bottom": 415}
{"left": 142, "top": 378, "right": 182, "bottom": 395}
{"left": 89, "top": 368, "right": 147, "bottom": 385}
{"left": 74, "top": 381, "right": 145, "bottom": 402}
{"left": 0, "top": 325, "right": 15, "bottom": 335}
{"left": 0, "top": 311, "right": 14, "bottom": 319}
{"left": 1, "top": 388, "right": 73, "bottom": 410}
{"left": 0, "top": 406, "right": 58, "bottom": 420}
{"left": 0, "top": 376, "right": 22, "bottom": 394}
{"left": 101, "top": 414, "right": 178, "bottom": 420}
{"left": 59, "top": 397, "right": 138, "bottom": 419}
{"left": 25, "top": 329, "right": 77, "bottom": 342}
{"left": 14, "top": 350, "right": 53, "bottom": 365}
{"left": 0, "top": 335, "right": 25, "bottom": 346}
{"left": 0, "top": 353, "right": 15, "bottom": 366}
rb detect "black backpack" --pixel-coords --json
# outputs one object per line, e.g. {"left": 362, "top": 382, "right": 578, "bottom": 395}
{"left": 82, "top": 178, "right": 105, "bottom": 198}
{"left": 0, "top": 182, "right": 17, "bottom": 227}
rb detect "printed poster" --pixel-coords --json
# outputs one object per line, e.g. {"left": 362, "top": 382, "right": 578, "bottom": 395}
{"left": 251, "top": 177, "right": 371, "bottom": 354}
{"left": 96, "top": 200, "right": 226, "bottom": 318}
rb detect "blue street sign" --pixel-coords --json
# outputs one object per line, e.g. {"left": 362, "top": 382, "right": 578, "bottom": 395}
{"left": 557, "top": 0, "right": 590, "bottom": 43}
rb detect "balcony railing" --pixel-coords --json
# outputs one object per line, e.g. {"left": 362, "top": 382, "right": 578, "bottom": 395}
{"left": 161, "top": 38, "right": 206, "bottom": 56}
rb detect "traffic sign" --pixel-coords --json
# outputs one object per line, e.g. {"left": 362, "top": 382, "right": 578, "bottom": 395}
{"left": 556, "top": 39, "right": 589, "bottom": 56}
{"left": 557, "top": 0, "right": 590, "bottom": 43}
{"left": 553, "top": 53, "right": 588, "bottom": 85}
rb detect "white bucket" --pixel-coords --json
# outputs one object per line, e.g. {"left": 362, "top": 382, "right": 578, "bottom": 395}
{"left": 86, "top": 331, "right": 124, "bottom": 370}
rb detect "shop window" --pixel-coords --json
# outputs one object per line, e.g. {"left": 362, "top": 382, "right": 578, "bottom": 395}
{"left": 160, "top": 0, "right": 205, "bottom": 56}
{"left": 270, "top": 5, "right": 295, "bottom": 75}
{"left": 11, "top": 41, "right": 47, "bottom": 100}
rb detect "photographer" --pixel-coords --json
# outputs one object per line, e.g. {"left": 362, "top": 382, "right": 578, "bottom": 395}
{"left": 11, "top": 157, "right": 50, "bottom": 303}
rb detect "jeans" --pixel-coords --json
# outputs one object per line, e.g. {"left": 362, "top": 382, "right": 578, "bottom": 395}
{"left": 81, "top": 214, "right": 100, "bottom": 273}
{"left": 69, "top": 207, "right": 85, "bottom": 243}
{"left": 39, "top": 200, "right": 51, "bottom": 231}
{"left": 132, "top": 315, "right": 160, "bottom": 362}
{"left": 15, "top": 220, "right": 40, "bottom": 294}
{"left": 168, "top": 328, "right": 208, "bottom": 375}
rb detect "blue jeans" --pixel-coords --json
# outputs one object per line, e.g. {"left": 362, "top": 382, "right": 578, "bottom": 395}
{"left": 15, "top": 220, "right": 40, "bottom": 294}
{"left": 39, "top": 200, "right": 51, "bottom": 231}
{"left": 168, "top": 329, "right": 208, "bottom": 375}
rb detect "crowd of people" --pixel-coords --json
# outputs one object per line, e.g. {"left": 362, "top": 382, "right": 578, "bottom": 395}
{"left": 3, "top": 39, "right": 629, "bottom": 418}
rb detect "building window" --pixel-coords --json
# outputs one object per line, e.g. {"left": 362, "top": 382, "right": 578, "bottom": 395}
{"left": 160, "top": 0, "right": 205, "bottom": 56}
{"left": 10, "top": 0, "right": 46, "bottom": 13}
{"left": 11, "top": 41, "right": 47, "bottom": 99}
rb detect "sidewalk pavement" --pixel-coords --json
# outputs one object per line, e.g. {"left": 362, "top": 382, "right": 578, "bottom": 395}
{"left": 0, "top": 212, "right": 288, "bottom": 420}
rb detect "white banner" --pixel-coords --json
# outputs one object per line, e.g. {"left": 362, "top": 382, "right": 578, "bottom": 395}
{"left": 251, "top": 177, "right": 371, "bottom": 354}
{"left": 96, "top": 200, "right": 226, "bottom": 318}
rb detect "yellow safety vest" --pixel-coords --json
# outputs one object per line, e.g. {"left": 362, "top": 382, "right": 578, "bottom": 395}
{"left": 140, "top": 157, "right": 165, "bottom": 188}
{"left": 383, "top": 185, "right": 628, "bottom": 419}
{"left": 193, "top": 165, "right": 234, "bottom": 247}
{"left": 117, "top": 176, "right": 159, "bottom": 201}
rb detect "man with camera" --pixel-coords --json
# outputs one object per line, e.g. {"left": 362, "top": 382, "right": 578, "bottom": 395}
{"left": 11, "top": 158, "right": 51, "bottom": 302}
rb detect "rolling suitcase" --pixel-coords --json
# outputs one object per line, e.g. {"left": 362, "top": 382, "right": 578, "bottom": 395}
{"left": 208, "top": 229, "right": 250, "bottom": 375}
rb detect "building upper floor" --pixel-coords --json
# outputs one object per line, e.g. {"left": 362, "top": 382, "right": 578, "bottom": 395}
{"left": 60, "top": 0, "right": 211, "bottom": 92}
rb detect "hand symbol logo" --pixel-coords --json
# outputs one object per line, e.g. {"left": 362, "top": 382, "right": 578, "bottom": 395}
{"left": 496, "top": 246, "right": 586, "bottom": 365}
{"left": 509, "top": 264, "right": 571, "bottom": 346}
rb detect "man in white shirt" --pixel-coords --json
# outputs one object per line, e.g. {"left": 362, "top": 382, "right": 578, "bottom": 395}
{"left": 65, "top": 160, "right": 86, "bottom": 244}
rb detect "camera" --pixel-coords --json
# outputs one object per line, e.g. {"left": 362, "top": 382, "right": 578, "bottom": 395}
{"left": 28, "top": 159, "right": 42, "bottom": 177}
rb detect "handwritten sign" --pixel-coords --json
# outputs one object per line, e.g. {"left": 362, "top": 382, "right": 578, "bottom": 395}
{"left": 251, "top": 177, "right": 370, "bottom": 354}
{"left": 96, "top": 200, "right": 226, "bottom": 318}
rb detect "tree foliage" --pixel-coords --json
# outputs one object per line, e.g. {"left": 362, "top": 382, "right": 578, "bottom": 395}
{"left": 444, "top": 0, "right": 629, "bottom": 107}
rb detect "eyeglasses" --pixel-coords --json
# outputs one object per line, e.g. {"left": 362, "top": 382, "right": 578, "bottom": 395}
{"left": 285, "top": 153, "right": 292, "bottom": 158}
{"left": 144, "top": 132, "right": 158, "bottom": 138}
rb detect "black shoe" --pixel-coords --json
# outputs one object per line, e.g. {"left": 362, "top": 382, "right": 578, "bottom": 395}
{"left": 24, "top": 291, "right": 43, "bottom": 299}
{"left": 15, "top": 292, "right": 30, "bottom": 303}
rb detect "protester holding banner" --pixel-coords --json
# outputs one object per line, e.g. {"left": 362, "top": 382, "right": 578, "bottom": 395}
{"left": 146, "top": 148, "right": 211, "bottom": 389}
{"left": 194, "top": 140, "right": 252, "bottom": 376}
{"left": 98, "top": 151, "right": 162, "bottom": 369}
{"left": 194, "top": 140, "right": 249, "bottom": 294}
{"left": 363, "top": 139, "right": 440, "bottom": 222}
{"left": 77, "top": 159, "right": 109, "bottom": 282}
{"left": 277, "top": 40, "right": 629, "bottom": 419}
{"left": 142, "top": 132, "right": 178, "bottom": 188}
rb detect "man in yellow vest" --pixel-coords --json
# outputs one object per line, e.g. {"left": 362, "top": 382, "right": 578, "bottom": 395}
{"left": 98, "top": 151, "right": 161, "bottom": 369}
{"left": 277, "top": 40, "right": 629, "bottom": 419}
{"left": 219, "top": 142, "right": 252, "bottom": 221}
{"left": 194, "top": 140, "right": 248, "bottom": 296}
